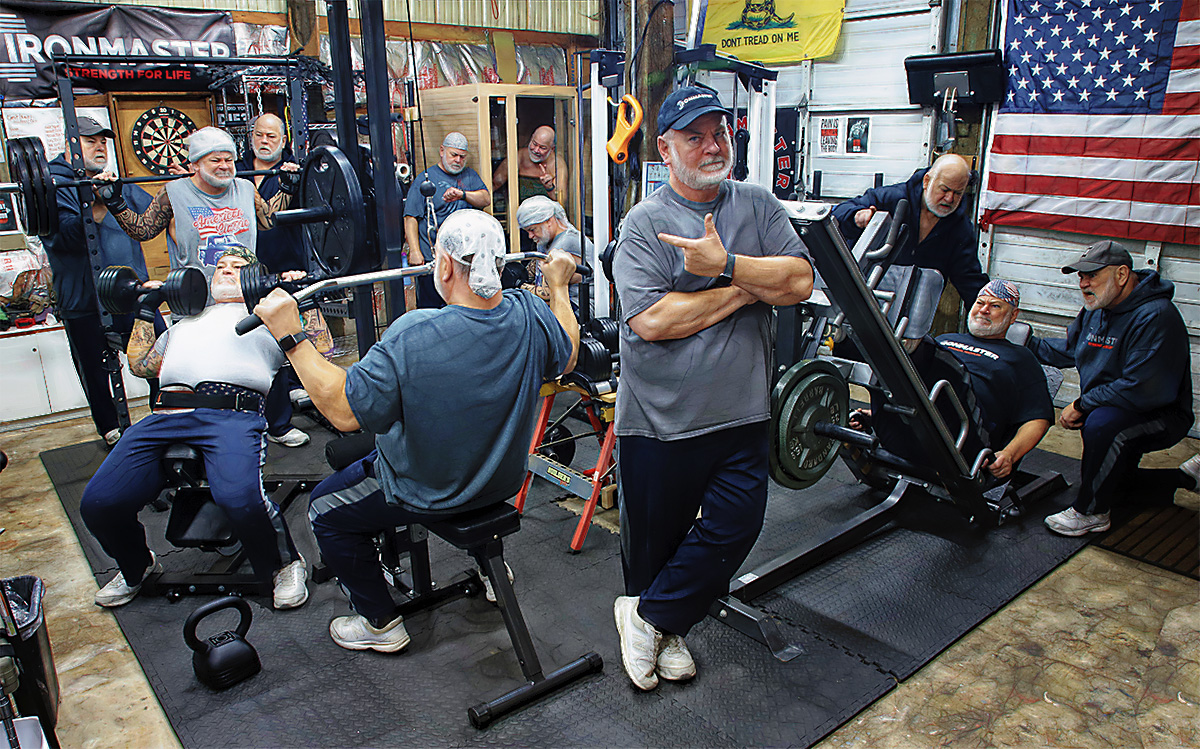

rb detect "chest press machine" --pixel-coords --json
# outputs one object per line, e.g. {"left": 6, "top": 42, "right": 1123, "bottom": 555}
{"left": 710, "top": 199, "right": 1068, "bottom": 661}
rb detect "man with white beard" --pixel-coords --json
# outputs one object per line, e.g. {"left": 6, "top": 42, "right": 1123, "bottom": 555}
{"left": 515, "top": 195, "right": 588, "bottom": 312}
{"left": 851, "top": 279, "right": 1053, "bottom": 479}
{"left": 94, "top": 126, "right": 299, "bottom": 290}
{"left": 45, "top": 115, "right": 159, "bottom": 446}
{"left": 609, "top": 85, "right": 814, "bottom": 691}
{"left": 237, "top": 113, "right": 306, "bottom": 275}
{"left": 404, "top": 132, "right": 491, "bottom": 309}
{"left": 80, "top": 247, "right": 317, "bottom": 610}
{"left": 493, "top": 125, "right": 568, "bottom": 205}
{"left": 832, "top": 153, "right": 989, "bottom": 303}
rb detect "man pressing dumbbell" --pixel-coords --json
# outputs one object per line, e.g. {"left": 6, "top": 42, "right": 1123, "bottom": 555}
{"left": 44, "top": 115, "right": 162, "bottom": 447}
{"left": 81, "top": 246, "right": 324, "bottom": 610}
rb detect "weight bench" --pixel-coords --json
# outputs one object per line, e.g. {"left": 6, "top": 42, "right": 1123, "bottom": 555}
{"left": 709, "top": 200, "right": 1068, "bottom": 660}
{"left": 140, "top": 444, "right": 306, "bottom": 601}
{"left": 317, "top": 436, "right": 604, "bottom": 728}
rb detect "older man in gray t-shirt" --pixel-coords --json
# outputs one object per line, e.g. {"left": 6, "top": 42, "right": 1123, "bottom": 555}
{"left": 611, "top": 86, "right": 813, "bottom": 692}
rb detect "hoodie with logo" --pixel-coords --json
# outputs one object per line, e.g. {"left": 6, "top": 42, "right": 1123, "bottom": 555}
{"left": 1029, "top": 269, "right": 1193, "bottom": 427}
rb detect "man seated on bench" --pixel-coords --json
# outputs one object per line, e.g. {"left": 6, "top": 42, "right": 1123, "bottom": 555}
{"left": 81, "top": 246, "right": 321, "bottom": 609}
{"left": 852, "top": 279, "right": 1053, "bottom": 479}
{"left": 253, "top": 210, "right": 580, "bottom": 653}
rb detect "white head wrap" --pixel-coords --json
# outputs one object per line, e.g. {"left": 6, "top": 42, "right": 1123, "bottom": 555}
{"left": 442, "top": 132, "right": 470, "bottom": 151}
{"left": 436, "top": 209, "right": 505, "bottom": 299}
{"left": 515, "top": 195, "right": 569, "bottom": 229}
{"left": 187, "top": 127, "right": 238, "bottom": 163}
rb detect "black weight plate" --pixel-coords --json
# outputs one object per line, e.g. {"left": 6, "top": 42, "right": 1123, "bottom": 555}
{"left": 537, "top": 424, "right": 576, "bottom": 468}
{"left": 26, "top": 138, "right": 57, "bottom": 236}
{"left": 14, "top": 139, "right": 48, "bottom": 237}
{"left": 96, "top": 265, "right": 140, "bottom": 315}
{"left": 239, "top": 263, "right": 273, "bottom": 313}
{"left": 770, "top": 359, "right": 848, "bottom": 490}
{"left": 6, "top": 138, "right": 34, "bottom": 236}
{"left": 300, "top": 145, "right": 366, "bottom": 277}
{"left": 163, "top": 267, "right": 209, "bottom": 317}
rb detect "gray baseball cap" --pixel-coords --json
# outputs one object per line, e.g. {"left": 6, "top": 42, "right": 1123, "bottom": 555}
{"left": 1061, "top": 240, "right": 1133, "bottom": 274}
{"left": 77, "top": 116, "right": 115, "bottom": 139}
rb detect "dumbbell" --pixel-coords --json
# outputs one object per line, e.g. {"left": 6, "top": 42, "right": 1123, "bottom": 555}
{"left": 96, "top": 265, "right": 208, "bottom": 317}
{"left": 238, "top": 263, "right": 310, "bottom": 314}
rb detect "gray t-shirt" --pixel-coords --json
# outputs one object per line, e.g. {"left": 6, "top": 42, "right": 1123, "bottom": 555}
{"left": 545, "top": 226, "right": 591, "bottom": 311}
{"left": 165, "top": 177, "right": 258, "bottom": 286}
{"left": 344, "top": 290, "right": 572, "bottom": 513}
{"left": 613, "top": 180, "right": 809, "bottom": 440}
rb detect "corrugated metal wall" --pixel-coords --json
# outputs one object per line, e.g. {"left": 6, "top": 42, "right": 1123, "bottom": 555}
{"left": 64, "top": 0, "right": 288, "bottom": 11}
{"left": 322, "top": 0, "right": 600, "bottom": 36}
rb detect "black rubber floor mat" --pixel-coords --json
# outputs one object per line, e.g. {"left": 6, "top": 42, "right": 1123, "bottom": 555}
{"left": 1094, "top": 504, "right": 1199, "bottom": 580}
{"left": 40, "top": 434, "right": 1085, "bottom": 748}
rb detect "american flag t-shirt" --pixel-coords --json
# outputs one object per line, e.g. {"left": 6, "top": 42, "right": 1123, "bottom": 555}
{"left": 980, "top": 0, "right": 1199, "bottom": 245}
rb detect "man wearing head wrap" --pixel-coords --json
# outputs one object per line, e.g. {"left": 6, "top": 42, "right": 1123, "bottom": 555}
{"left": 403, "top": 132, "right": 491, "bottom": 309}
{"left": 93, "top": 125, "right": 301, "bottom": 289}
{"left": 1028, "top": 240, "right": 1195, "bottom": 536}
{"left": 516, "top": 195, "right": 590, "bottom": 312}
{"left": 854, "top": 279, "right": 1054, "bottom": 480}
{"left": 253, "top": 210, "right": 580, "bottom": 653}
{"left": 80, "top": 246, "right": 324, "bottom": 612}
{"left": 43, "top": 115, "right": 161, "bottom": 446}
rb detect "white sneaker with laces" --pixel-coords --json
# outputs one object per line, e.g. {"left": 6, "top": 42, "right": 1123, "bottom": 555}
{"left": 289, "top": 388, "right": 310, "bottom": 406}
{"left": 657, "top": 633, "right": 696, "bottom": 681}
{"left": 103, "top": 428, "right": 122, "bottom": 446}
{"left": 614, "top": 596, "right": 662, "bottom": 691}
{"left": 480, "top": 562, "right": 514, "bottom": 604}
{"left": 1181, "top": 454, "right": 1200, "bottom": 492}
{"left": 330, "top": 614, "right": 410, "bottom": 653}
{"left": 273, "top": 556, "right": 309, "bottom": 609}
{"left": 95, "top": 551, "right": 161, "bottom": 607}
{"left": 267, "top": 427, "right": 310, "bottom": 448}
{"left": 1044, "top": 507, "right": 1111, "bottom": 536}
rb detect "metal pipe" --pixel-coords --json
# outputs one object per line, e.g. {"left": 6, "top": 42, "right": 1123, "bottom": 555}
{"left": 0, "top": 168, "right": 286, "bottom": 194}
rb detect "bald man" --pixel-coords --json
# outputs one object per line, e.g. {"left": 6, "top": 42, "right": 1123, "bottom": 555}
{"left": 493, "top": 125, "right": 568, "bottom": 205}
{"left": 833, "top": 154, "right": 988, "bottom": 302}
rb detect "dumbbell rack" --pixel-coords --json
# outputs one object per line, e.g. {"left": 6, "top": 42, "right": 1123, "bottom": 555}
{"left": 514, "top": 381, "right": 616, "bottom": 553}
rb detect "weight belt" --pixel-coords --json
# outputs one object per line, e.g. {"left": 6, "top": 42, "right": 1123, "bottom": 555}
{"left": 154, "top": 382, "right": 266, "bottom": 416}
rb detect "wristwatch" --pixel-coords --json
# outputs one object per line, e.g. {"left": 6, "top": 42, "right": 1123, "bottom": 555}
{"left": 276, "top": 332, "right": 308, "bottom": 352}
{"left": 714, "top": 252, "right": 736, "bottom": 288}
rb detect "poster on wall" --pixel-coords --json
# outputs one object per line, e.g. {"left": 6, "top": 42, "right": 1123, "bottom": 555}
{"left": 0, "top": 1, "right": 234, "bottom": 100}
{"left": 819, "top": 117, "right": 841, "bottom": 155}
{"left": 845, "top": 117, "right": 869, "bottom": 154}
{"left": 1, "top": 106, "right": 111, "bottom": 161}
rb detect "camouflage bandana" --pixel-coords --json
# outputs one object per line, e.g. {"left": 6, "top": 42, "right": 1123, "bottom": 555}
{"left": 217, "top": 244, "right": 258, "bottom": 265}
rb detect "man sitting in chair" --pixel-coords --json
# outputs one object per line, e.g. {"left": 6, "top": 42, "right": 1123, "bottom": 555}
{"left": 82, "top": 247, "right": 321, "bottom": 609}
{"left": 852, "top": 279, "right": 1053, "bottom": 479}
{"left": 253, "top": 210, "right": 580, "bottom": 653}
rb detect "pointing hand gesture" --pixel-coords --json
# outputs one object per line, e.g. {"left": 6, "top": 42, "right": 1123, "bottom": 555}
{"left": 657, "top": 213, "right": 727, "bottom": 278}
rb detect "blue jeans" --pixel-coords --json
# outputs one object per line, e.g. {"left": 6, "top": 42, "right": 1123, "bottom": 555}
{"left": 618, "top": 422, "right": 770, "bottom": 636}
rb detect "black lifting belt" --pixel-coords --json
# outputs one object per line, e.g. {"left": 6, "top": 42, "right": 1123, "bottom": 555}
{"left": 154, "top": 389, "right": 264, "bottom": 414}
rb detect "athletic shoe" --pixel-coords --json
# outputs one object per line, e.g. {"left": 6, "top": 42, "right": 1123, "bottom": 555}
{"left": 103, "top": 428, "right": 122, "bottom": 446}
{"left": 1044, "top": 507, "right": 1111, "bottom": 536}
{"left": 657, "top": 633, "right": 697, "bottom": 681}
{"left": 330, "top": 614, "right": 410, "bottom": 653}
{"left": 267, "top": 427, "right": 310, "bottom": 448}
{"left": 272, "top": 556, "right": 309, "bottom": 609}
{"left": 614, "top": 596, "right": 662, "bottom": 691}
{"left": 1180, "top": 454, "right": 1200, "bottom": 492}
{"left": 289, "top": 388, "right": 310, "bottom": 407}
{"left": 95, "top": 551, "right": 161, "bottom": 607}
{"left": 480, "top": 561, "right": 514, "bottom": 604}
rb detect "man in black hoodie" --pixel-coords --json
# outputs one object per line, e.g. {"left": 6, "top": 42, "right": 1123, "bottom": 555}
{"left": 1030, "top": 240, "right": 1195, "bottom": 536}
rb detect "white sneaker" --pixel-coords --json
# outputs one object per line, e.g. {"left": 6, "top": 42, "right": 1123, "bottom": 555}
{"left": 1181, "top": 454, "right": 1200, "bottom": 492}
{"left": 272, "top": 556, "right": 309, "bottom": 609}
{"left": 614, "top": 596, "right": 661, "bottom": 691}
{"left": 103, "top": 428, "right": 122, "bottom": 446}
{"left": 289, "top": 389, "right": 310, "bottom": 406}
{"left": 95, "top": 551, "right": 161, "bottom": 607}
{"left": 330, "top": 614, "right": 410, "bottom": 653}
{"left": 656, "top": 633, "right": 696, "bottom": 681}
{"left": 480, "top": 561, "right": 514, "bottom": 604}
{"left": 1044, "top": 507, "right": 1111, "bottom": 536}
{"left": 267, "top": 427, "right": 310, "bottom": 448}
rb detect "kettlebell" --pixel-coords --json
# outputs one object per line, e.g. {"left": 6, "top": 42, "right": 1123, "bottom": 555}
{"left": 183, "top": 596, "right": 261, "bottom": 690}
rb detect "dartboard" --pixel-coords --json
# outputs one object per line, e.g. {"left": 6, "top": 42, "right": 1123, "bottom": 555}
{"left": 131, "top": 106, "right": 195, "bottom": 175}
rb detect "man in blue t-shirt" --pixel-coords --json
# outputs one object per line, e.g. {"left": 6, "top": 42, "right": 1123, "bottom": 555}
{"left": 855, "top": 279, "right": 1053, "bottom": 478}
{"left": 403, "top": 132, "right": 491, "bottom": 309}
{"left": 254, "top": 209, "right": 579, "bottom": 653}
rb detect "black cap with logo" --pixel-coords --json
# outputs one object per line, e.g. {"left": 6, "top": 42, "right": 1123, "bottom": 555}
{"left": 1061, "top": 239, "right": 1134, "bottom": 274}
{"left": 657, "top": 86, "right": 732, "bottom": 135}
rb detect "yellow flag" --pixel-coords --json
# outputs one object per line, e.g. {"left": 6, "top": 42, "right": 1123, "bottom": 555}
{"left": 700, "top": 0, "right": 847, "bottom": 64}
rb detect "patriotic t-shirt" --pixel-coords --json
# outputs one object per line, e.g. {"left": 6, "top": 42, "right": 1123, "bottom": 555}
{"left": 165, "top": 176, "right": 258, "bottom": 288}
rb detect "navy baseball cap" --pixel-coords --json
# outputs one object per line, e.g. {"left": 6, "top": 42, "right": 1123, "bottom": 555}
{"left": 657, "top": 86, "right": 731, "bottom": 135}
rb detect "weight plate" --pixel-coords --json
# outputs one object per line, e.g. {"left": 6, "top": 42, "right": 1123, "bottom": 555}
{"left": 300, "top": 145, "right": 367, "bottom": 277}
{"left": 6, "top": 138, "right": 34, "bottom": 235}
{"left": 13, "top": 139, "right": 46, "bottom": 237}
{"left": 97, "top": 265, "right": 140, "bottom": 315}
{"left": 770, "top": 359, "right": 848, "bottom": 490}
{"left": 239, "top": 263, "right": 273, "bottom": 313}
{"left": 163, "top": 266, "right": 208, "bottom": 317}
{"left": 537, "top": 424, "right": 576, "bottom": 468}
{"left": 26, "top": 138, "right": 57, "bottom": 236}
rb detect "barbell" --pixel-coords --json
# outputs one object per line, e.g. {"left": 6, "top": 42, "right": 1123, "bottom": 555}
{"left": 96, "top": 265, "right": 208, "bottom": 318}
{"left": 1, "top": 136, "right": 293, "bottom": 239}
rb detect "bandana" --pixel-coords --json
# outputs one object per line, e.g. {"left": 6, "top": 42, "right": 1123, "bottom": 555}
{"left": 977, "top": 278, "right": 1020, "bottom": 308}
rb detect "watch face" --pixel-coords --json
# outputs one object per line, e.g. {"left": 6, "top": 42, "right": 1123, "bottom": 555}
{"left": 131, "top": 106, "right": 196, "bottom": 176}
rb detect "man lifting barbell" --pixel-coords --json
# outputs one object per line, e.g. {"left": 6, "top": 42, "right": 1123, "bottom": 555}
{"left": 81, "top": 246, "right": 324, "bottom": 610}
{"left": 43, "top": 116, "right": 163, "bottom": 446}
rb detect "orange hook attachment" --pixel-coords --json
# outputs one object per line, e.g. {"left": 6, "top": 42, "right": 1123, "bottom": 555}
{"left": 606, "top": 95, "right": 643, "bottom": 165}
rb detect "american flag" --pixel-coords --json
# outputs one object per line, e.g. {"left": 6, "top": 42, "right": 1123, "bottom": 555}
{"left": 980, "top": 0, "right": 1198, "bottom": 245}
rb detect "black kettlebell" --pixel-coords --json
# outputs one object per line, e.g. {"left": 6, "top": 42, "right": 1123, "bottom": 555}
{"left": 183, "top": 596, "right": 261, "bottom": 690}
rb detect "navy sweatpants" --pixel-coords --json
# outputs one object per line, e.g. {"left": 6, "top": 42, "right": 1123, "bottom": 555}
{"left": 61, "top": 311, "right": 165, "bottom": 436}
{"left": 1074, "top": 405, "right": 1193, "bottom": 514}
{"left": 80, "top": 408, "right": 298, "bottom": 583}
{"left": 618, "top": 422, "right": 770, "bottom": 636}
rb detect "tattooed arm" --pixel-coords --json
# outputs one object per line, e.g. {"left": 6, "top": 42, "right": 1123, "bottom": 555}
{"left": 255, "top": 189, "right": 295, "bottom": 230}
{"left": 301, "top": 308, "right": 335, "bottom": 361}
{"left": 107, "top": 188, "right": 174, "bottom": 241}
{"left": 127, "top": 319, "right": 168, "bottom": 378}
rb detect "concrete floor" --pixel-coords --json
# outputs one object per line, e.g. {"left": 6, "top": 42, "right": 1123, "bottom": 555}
{"left": 1, "top": 407, "right": 1196, "bottom": 749}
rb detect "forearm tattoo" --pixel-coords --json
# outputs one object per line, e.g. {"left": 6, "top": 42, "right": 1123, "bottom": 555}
{"left": 113, "top": 189, "right": 173, "bottom": 241}
{"left": 126, "top": 320, "right": 164, "bottom": 378}
{"left": 257, "top": 190, "right": 292, "bottom": 230}
{"left": 302, "top": 309, "right": 336, "bottom": 361}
